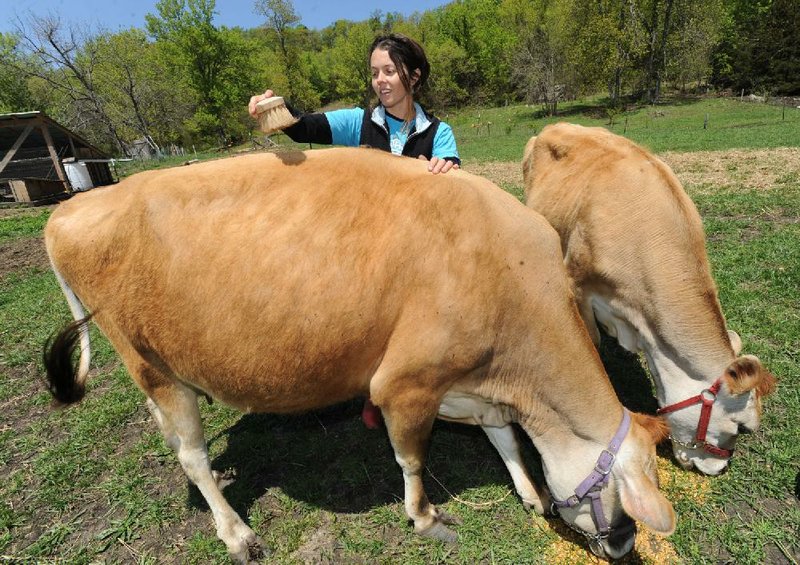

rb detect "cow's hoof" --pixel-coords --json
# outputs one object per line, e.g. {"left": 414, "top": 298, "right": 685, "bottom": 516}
{"left": 420, "top": 520, "right": 458, "bottom": 543}
{"left": 523, "top": 497, "right": 546, "bottom": 515}
{"left": 246, "top": 536, "right": 268, "bottom": 563}
{"left": 226, "top": 530, "right": 266, "bottom": 564}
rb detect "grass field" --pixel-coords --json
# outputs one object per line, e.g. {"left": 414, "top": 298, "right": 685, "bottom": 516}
{"left": 2, "top": 96, "right": 799, "bottom": 563}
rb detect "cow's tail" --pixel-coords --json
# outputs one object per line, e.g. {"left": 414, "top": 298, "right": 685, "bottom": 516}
{"left": 42, "top": 269, "right": 93, "bottom": 405}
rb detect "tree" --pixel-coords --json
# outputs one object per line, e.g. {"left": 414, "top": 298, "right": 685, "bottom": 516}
{"left": 5, "top": 15, "right": 129, "bottom": 153}
{"left": 254, "top": 0, "right": 299, "bottom": 62}
{"left": 147, "top": 0, "right": 256, "bottom": 142}
{"left": 436, "top": 0, "right": 517, "bottom": 104}
{"left": 513, "top": 27, "right": 569, "bottom": 115}
{"left": 666, "top": 0, "right": 725, "bottom": 92}
{"left": 563, "top": 0, "right": 643, "bottom": 105}
{"left": 0, "top": 33, "right": 37, "bottom": 112}
{"left": 253, "top": 0, "right": 319, "bottom": 109}
{"left": 328, "top": 22, "right": 374, "bottom": 105}
{"left": 423, "top": 38, "right": 473, "bottom": 108}
{"left": 91, "top": 29, "right": 195, "bottom": 152}
{"left": 760, "top": 0, "right": 800, "bottom": 93}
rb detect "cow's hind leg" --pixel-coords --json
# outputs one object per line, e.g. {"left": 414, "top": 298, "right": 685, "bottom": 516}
{"left": 379, "top": 389, "right": 459, "bottom": 543}
{"left": 146, "top": 379, "right": 263, "bottom": 563}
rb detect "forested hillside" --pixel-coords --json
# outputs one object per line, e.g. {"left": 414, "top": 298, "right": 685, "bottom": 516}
{"left": 0, "top": 0, "right": 796, "bottom": 155}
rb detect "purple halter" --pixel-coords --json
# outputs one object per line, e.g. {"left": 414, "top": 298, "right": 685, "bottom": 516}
{"left": 550, "top": 409, "right": 633, "bottom": 549}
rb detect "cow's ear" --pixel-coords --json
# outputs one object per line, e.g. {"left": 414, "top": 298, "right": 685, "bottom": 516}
{"left": 722, "top": 355, "right": 776, "bottom": 397}
{"left": 548, "top": 143, "right": 569, "bottom": 161}
{"left": 631, "top": 412, "right": 670, "bottom": 444}
{"left": 728, "top": 330, "right": 742, "bottom": 355}
{"left": 618, "top": 464, "right": 676, "bottom": 535}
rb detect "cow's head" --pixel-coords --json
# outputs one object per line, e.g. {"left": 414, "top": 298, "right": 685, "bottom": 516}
{"left": 546, "top": 412, "right": 675, "bottom": 559}
{"left": 661, "top": 332, "right": 776, "bottom": 475}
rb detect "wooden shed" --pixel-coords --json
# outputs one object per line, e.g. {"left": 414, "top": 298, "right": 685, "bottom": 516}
{"left": 0, "top": 112, "right": 116, "bottom": 204}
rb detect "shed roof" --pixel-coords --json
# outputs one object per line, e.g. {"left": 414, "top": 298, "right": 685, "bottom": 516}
{"left": 0, "top": 111, "right": 111, "bottom": 185}
{"left": 0, "top": 111, "right": 109, "bottom": 161}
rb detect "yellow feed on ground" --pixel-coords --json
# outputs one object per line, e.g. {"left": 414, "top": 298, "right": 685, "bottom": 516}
{"left": 540, "top": 454, "right": 710, "bottom": 564}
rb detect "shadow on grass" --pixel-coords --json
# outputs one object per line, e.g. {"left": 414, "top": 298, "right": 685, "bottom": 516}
{"left": 597, "top": 331, "right": 659, "bottom": 415}
{"left": 188, "top": 399, "right": 541, "bottom": 523}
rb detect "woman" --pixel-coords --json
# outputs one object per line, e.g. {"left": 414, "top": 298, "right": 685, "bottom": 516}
{"left": 249, "top": 34, "right": 460, "bottom": 427}
{"left": 248, "top": 33, "right": 460, "bottom": 175}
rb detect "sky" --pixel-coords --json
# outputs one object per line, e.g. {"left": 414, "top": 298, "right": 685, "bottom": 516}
{"left": 1, "top": 0, "right": 452, "bottom": 34}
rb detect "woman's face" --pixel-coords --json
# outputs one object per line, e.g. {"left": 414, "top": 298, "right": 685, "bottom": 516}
{"left": 370, "top": 48, "right": 415, "bottom": 118}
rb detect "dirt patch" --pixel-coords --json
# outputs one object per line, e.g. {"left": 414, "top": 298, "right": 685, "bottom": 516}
{"left": 660, "top": 148, "right": 800, "bottom": 193}
{"left": 290, "top": 513, "right": 342, "bottom": 564}
{"left": 464, "top": 161, "right": 525, "bottom": 189}
{"left": 0, "top": 204, "right": 56, "bottom": 280}
{"left": 0, "top": 236, "right": 50, "bottom": 279}
{"left": 463, "top": 147, "right": 800, "bottom": 198}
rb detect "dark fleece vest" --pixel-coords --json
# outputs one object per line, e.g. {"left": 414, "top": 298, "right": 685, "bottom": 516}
{"left": 358, "top": 108, "right": 440, "bottom": 159}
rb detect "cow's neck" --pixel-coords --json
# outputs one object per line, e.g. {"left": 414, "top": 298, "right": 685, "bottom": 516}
{"left": 643, "top": 345, "right": 732, "bottom": 408}
{"left": 497, "top": 350, "right": 625, "bottom": 490}
{"left": 518, "top": 396, "right": 625, "bottom": 500}
{"left": 592, "top": 291, "right": 734, "bottom": 398}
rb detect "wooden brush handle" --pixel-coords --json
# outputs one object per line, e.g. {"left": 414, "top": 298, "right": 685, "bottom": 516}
{"left": 255, "top": 96, "right": 286, "bottom": 113}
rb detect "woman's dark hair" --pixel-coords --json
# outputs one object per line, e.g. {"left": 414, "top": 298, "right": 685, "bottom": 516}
{"left": 369, "top": 34, "right": 430, "bottom": 96}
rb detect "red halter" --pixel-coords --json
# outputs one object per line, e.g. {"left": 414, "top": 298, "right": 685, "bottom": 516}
{"left": 656, "top": 377, "right": 733, "bottom": 458}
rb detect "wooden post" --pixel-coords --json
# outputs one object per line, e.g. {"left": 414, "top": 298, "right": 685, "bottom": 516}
{"left": 704, "top": 114, "right": 709, "bottom": 129}
{"left": 67, "top": 132, "right": 77, "bottom": 158}
{"left": 0, "top": 123, "right": 34, "bottom": 175}
{"left": 40, "top": 122, "right": 68, "bottom": 185}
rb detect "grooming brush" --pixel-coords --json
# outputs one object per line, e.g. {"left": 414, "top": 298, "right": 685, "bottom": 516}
{"left": 254, "top": 96, "right": 298, "bottom": 134}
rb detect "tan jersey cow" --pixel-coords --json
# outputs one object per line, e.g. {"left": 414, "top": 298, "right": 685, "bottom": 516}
{"left": 522, "top": 123, "right": 775, "bottom": 476}
{"left": 44, "top": 148, "right": 674, "bottom": 562}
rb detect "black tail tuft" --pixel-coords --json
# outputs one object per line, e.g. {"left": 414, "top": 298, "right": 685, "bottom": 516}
{"left": 42, "top": 315, "right": 92, "bottom": 405}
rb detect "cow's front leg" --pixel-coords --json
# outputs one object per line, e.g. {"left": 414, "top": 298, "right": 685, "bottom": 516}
{"left": 147, "top": 381, "right": 264, "bottom": 563}
{"left": 482, "top": 425, "right": 550, "bottom": 514}
{"left": 437, "top": 392, "right": 548, "bottom": 514}
{"left": 380, "top": 392, "right": 459, "bottom": 542}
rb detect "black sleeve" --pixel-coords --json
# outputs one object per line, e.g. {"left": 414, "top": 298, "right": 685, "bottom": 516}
{"left": 281, "top": 101, "right": 333, "bottom": 145}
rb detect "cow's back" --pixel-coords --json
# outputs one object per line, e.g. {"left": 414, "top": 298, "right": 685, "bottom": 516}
{"left": 47, "top": 148, "right": 568, "bottom": 412}
{"left": 524, "top": 123, "right": 707, "bottom": 265}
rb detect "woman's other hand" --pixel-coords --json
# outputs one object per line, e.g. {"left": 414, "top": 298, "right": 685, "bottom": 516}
{"left": 419, "top": 155, "right": 460, "bottom": 174}
{"left": 248, "top": 90, "right": 275, "bottom": 117}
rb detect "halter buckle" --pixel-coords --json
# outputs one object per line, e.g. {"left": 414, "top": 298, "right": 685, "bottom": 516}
{"left": 594, "top": 449, "right": 616, "bottom": 475}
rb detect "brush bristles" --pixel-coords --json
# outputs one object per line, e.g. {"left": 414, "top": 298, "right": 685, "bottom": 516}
{"left": 255, "top": 96, "right": 299, "bottom": 134}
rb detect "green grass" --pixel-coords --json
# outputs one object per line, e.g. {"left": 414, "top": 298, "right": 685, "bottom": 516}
{"left": 444, "top": 96, "right": 800, "bottom": 163}
{"left": 669, "top": 182, "right": 800, "bottom": 565}
{"left": 0, "top": 209, "right": 51, "bottom": 242}
{"left": 1, "top": 97, "right": 798, "bottom": 563}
